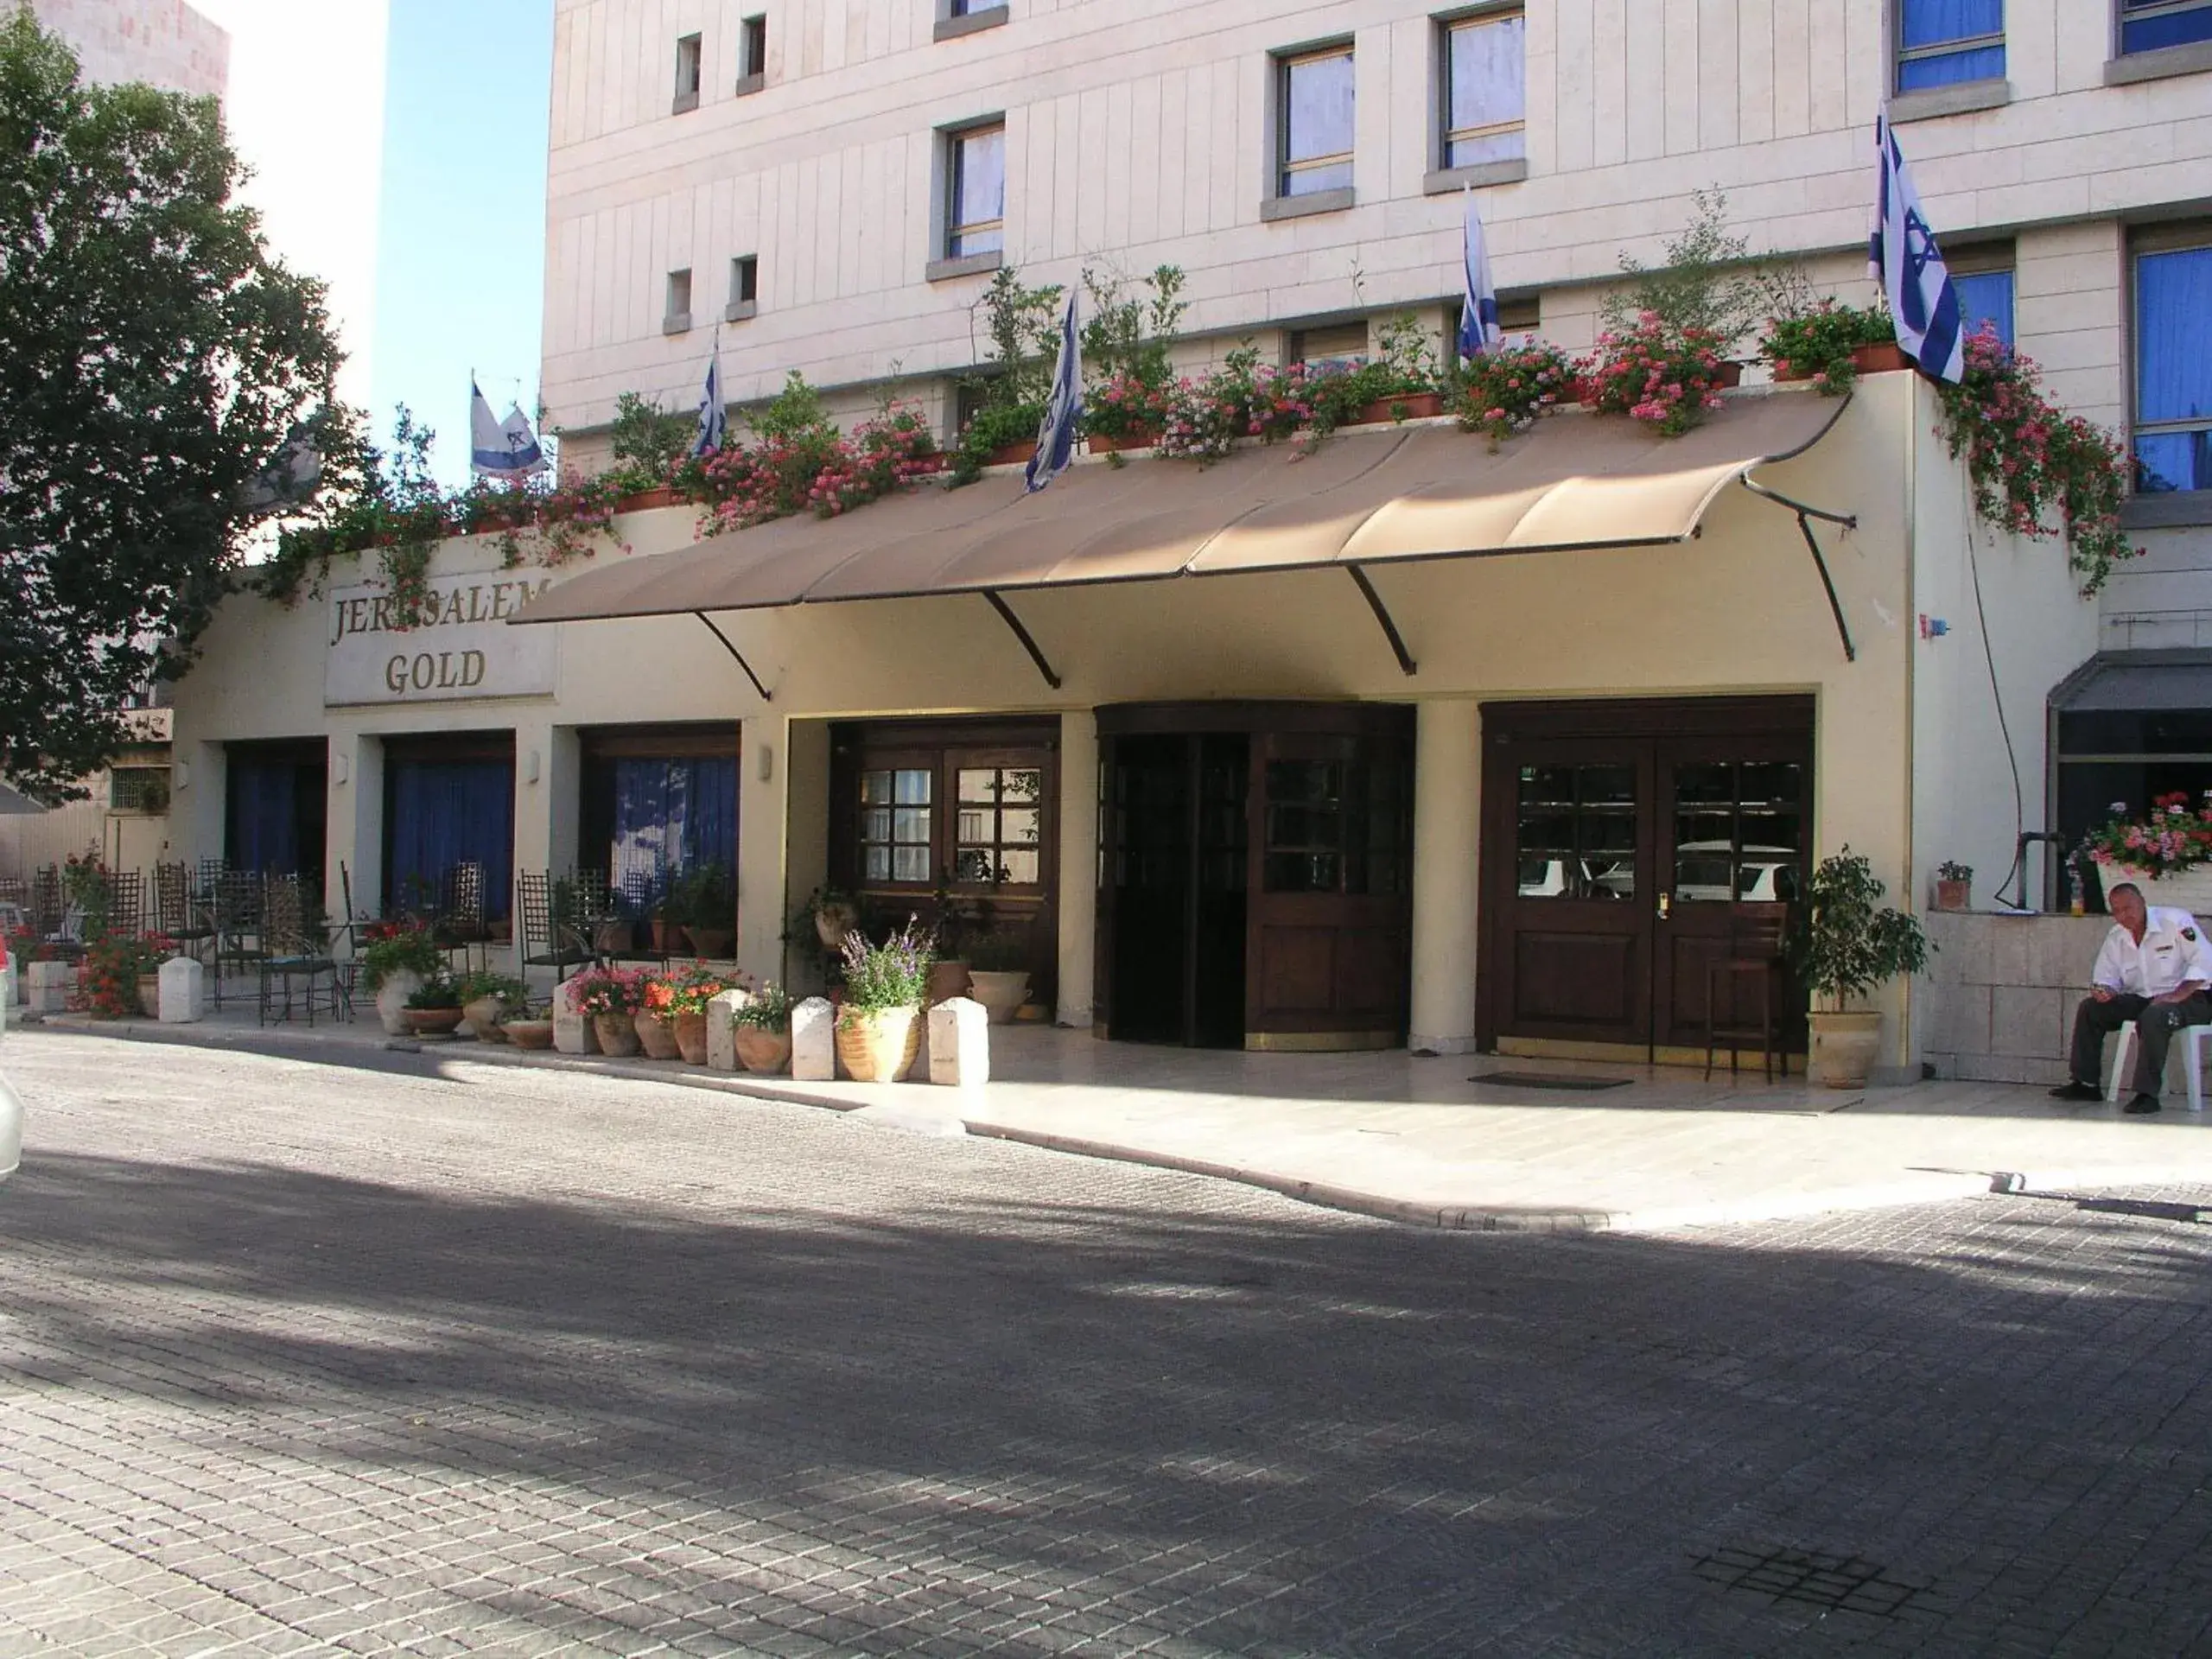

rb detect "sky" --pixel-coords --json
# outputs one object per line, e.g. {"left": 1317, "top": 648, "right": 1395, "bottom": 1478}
{"left": 366, "top": 0, "right": 554, "bottom": 491}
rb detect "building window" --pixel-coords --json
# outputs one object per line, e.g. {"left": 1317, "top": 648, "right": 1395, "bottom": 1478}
{"left": 1896, "top": 0, "right": 2005, "bottom": 90}
{"left": 741, "top": 14, "right": 766, "bottom": 78}
{"left": 2134, "top": 241, "right": 2212, "bottom": 495}
{"left": 664, "top": 268, "right": 692, "bottom": 333}
{"left": 946, "top": 122, "right": 1005, "bottom": 258}
{"left": 1441, "top": 10, "right": 1525, "bottom": 169}
{"left": 1287, "top": 321, "right": 1370, "bottom": 372}
{"left": 1276, "top": 43, "right": 1355, "bottom": 198}
{"left": 955, "top": 766, "right": 1045, "bottom": 886}
{"left": 861, "top": 768, "right": 936, "bottom": 885}
{"left": 950, "top": 0, "right": 995, "bottom": 14}
{"left": 726, "top": 256, "right": 758, "bottom": 321}
{"left": 109, "top": 766, "right": 171, "bottom": 815}
{"left": 672, "top": 32, "right": 702, "bottom": 111}
{"left": 2120, "top": 0, "right": 2212, "bottom": 52}
{"left": 1952, "top": 270, "right": 2014, "bottom": 348}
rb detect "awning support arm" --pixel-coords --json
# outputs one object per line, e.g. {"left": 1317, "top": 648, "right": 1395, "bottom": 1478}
{"left": 1347, "top": 564, "right": 1418, "bottom": 677}
{"left": 692, "top": 612, "right": 772, "bottom": 702}
{"left": 982, "top": 590, "right": 1063, "bottom": 690}
{"left": 1738, "top": 474, "right": 1857, "bottom": 664}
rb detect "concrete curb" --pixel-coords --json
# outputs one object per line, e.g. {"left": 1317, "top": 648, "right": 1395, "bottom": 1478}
{"left": 23, "top": 1017, "right": 2208, "bottom": 1236}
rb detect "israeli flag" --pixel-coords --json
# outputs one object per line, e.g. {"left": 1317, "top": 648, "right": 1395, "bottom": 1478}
{"left": 1025, "top": 287, "right": 1083, "bottom": 494}
{"left": 1869, "top": 111, "right": 1965, "bottom": 385}
{"left": 693, "top": 345, "right": 725, "bottom": 457}
{"left": 470, "top": 382, "right": 548, "bottom": 478}
{"left": 1457, "top": 189, "right": 1502, "bottom": 359}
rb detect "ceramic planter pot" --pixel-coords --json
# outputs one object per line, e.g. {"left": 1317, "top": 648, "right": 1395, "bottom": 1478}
{"left": 982, "top": 441, "right": 1034, "bottom": 467}
{"left": 1087, "top": 429, "right": 1158, "bottom": 454}
{"left": 927, "top": 960, "right": 972, "bottom": 1006}
{"left": 634, "top": 1009, "right": 683, "bottom": 1059}
{"left": 649, "top": 919, "right": 677, "bottom": 953}
{"left": 685, "top": 926, "right": 734, "bottom": 958}
{"left": 835, "top": 1006, "right": 922, "bottom": 1083}
{"left": 136, "top": 974, "right": 161, "bottom": 1017}
{"left": 1349, "top": 391, "right": 1445, "bottom": 425}
{"left": 734, "top": 1026, "right": 792, "bottom": 1074}
{"left": 674, "top": 1009, "right": 710, "bottom": 1065}
{"left": 404, "top": 1006, "right": 466, "bottom": 1037}
{"left": 593, "top": 919, "right": 634, "bottom": 954}
{"left": 462, "top": 995, "right": 509, "bottom": 1040}
{"left": 615, "top": 485, "right": 679, "bottom": 513}
{"left": 593, "top": 1012, "right": 641, "bottom": 1057}
{"left": 813, "top": 902, "right": 860, "bottom": 950}
{"left": 1712, "top": 360, "right": 1745, "bottom": 388}
{"left": 967, "top": 969, "right": 1032, "bottom": 1026}
{"left": 1933, "top": 879, "right": 1971, "bottom": 912}
{"left": 374, "top": 969, "right": 425, "bottom": 1035}
{"left": 1808, "top": 1010, "right": 1883, "bottom": 1089}
{"left": 503, "top": 1020, "right": 555, "bottom": 1050}
{"left": 1851, "top": 341, "right": 1910, "bottom": 375}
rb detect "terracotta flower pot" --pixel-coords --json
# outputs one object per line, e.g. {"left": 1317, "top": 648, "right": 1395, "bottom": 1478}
{"left": 615, "top": 486, "right": 679, "bottom": 513}
{"left": 404, "top": 1006, "right": 465, "bottom": 1037}
{"left": 634, "top": 1008, "right": 683, "bottom": 1059}
{"left": 1933, "top": 879, "right": 1971, "bottom": 912}
{"left": 684, "top": 925, "right": 734, "bottom": 958}
{"left": 1851, "top": 341, "right": 1910, "bottom": 375}
{"left": 813, "top": 902, "right": 859, "bottom": 951}
{"left": 649, "top": 919, "right": 676, "bottom": 952}
{"left": 982, "top": 441, "right": 1034, "bottom": 467}
{"left": 674, "top": 1009, "right": 710, "bottom": 1065}
{"left": 904, "top": 452, "right": 950, "bottom": 476}
{"left": 1348, "top": 391, "right": 1445, "bottom": 426}
{"left": 504, "top": 1020, "right": 555, "bottom": 1050}
{"left": 1712, "top": 360, "right": 1745, "bottom": 389}
{"left": 593, "top": 1012, "right": 641, "bottom": 1057}
{"left": 927, "top": 960, "right": 972, "bottom": 1006}
{"left": 967, "top": 969, "right": 1032, "bottom": 1026}
{"left": 1808, "top": 1009, "right": 1883, "bottom": 1089}
{"left": 835, "top": 1006, "right": 922, "bottom": 1083}
{"left": 734, "top": 1026, "right": 793, "bottom": 1074}
{"left": 463, "top": 995, "right": 509, "bottom": 1040}
{"left": 593, "top": 919, "right": 634, "bottom": 954}
{"left": 1087, "top": 429, "right": 1158, "bottom": 454}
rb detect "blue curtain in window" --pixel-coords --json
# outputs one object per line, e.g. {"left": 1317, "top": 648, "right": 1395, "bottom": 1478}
{"left": 2137, "top": 247, "right": 2212, "bottom": 495}
{"left": 1952, "top": 270, "right": 2014, "bottom": 349}
{"left": 610, "top": 756, "right": 738, "bottom": 906}
{"left": 2122, "top": 0, "right": 2212, "bottom": 54}
{"left": 388, "top": 759, "right": 514, "bottom": 918}
{"left": 1898, "top": 0, "right": 2005, "bottom": 88}
{"left": 228, "top": 760, "right": 296, "bottom": 875}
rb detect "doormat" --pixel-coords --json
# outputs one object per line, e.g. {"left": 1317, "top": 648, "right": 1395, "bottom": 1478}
{"left": 1469, "top": 1071, "right": 1632, "bottom": 1091}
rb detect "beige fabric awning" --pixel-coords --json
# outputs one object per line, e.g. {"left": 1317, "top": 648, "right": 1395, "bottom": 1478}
{"left": 514, "top": 390, "right": 1849, "bottom": 628}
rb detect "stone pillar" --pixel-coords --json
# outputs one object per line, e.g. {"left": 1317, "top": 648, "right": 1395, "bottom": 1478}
{"left": 338, "top": 734, "right": 385, "bottom": 929}
{"left": 1055, "top": 709, "right": 1098, "bottom": 1029}
{"left": 928, "top": 997, "right": 990, "bottom": 1087}
{"left": 1409, "top": 700, "right": 1482, "bottom": 1054}
{"left": 779, "top": 720, "right": 833, "bottom": 995}
{"left": 790, "top": 995, "right": 836, "bottom": 1081}
{"left": 27, "top": 961, "right": 73, "bottom": 1015}
{"left": 552, "top": 973, "right": 601, "bottom": 1055}
{"left": 740, "top": 714, "right": 798, "bottom": 991}
{"left": 704, "top": 988, "right": 749, "bottom": 1072}
{"left": 156, "top": 956, "right": 205, "bottom": 1023}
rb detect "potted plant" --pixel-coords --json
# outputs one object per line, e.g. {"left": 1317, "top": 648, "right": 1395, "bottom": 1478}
{"left": 925, "top": 880, "right": 975, "bottom": 1006}
{"left": 632, "top": 971, "right": 686, "bottom": 1059}
{"left": 1760, "top": 300, "right": 1903, "bottom": 392}
{"left": 1933, "top": 861, "right": 1973, "bottom": 912}
{"left": 567, "top": 965, "right": 645, "bottom": 1056}
{"left": 730, "top": 982, "right": 796, "bottom": 1073}
{"left": 1577, "top": 312, "right": 1736, "bottom": 435}
{"left": 457, "top": 970, "right": 527, "bottom": 1041}
{"left": 2080, "top": 793, "right": 2212, "bottom": 911}
{"left": 1789, "top": 848, "right": 1932, "bottom": 1090}
{"left": 804, "top": 885, "right": 860, "bottom": 952}
{"left": 1452, "top": 339, "right": 1574, "bottom": 451}
{"left": 503, "top": 1005, "right": 556, "bottom": 1049}
{"left": 659, "top": 964, "right": 730, "bottom": 1064}
{"left": 402, "top": 975, "right": 466, "bottom": 1037}
{"left": 649, "top": 879, "right": 681, "bottom": 954}
{"left": 833, "top": 918, "right": 932, "bottom": 1082}
{"left": 964, "top": 925, "right": 1034, "bottom": 1025}
{"left": 681, "top": 862, "right": 735, "bottom": 958}
{"left": 360, "top": 920, "right": 444, "bottom": 1035}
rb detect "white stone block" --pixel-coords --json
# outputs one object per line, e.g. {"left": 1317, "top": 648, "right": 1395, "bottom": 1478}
{"left": 156, "top": 957, "right": 205, "bottom": 1024}
{"left": 553, "top": 974, "right": 602, "bottom": 1055}
{"left": 27, "top": 960, "right": 73, "bottom": 1014}
{"left": 927, "top": 997, "right": 990, "bottom": 1088}
{"left": 791, "top": 996, "right": 836, "bottom": 1081}
{"left": 705, "top": 988, "right": 750, "bottom": 1072}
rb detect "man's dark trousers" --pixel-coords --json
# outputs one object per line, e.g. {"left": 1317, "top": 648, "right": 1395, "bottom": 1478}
{"left": 2069, "top": 991, "right": 2212, "bottom": 1095}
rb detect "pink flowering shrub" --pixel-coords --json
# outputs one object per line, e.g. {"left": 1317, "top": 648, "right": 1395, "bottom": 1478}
{"left": 2082, "top": 792, "right": 2212, "bottom": 878}
{"left": 1933, "top": 327, "right": 2137, "bottom": 597}
{"left": 1577, "top": 312, "right": 1733, "bottom": 437}
{"left": 1083, "top": 370, "right": 1179, "bottom": 443}
{"left": 1452, "top": 338, "right": 1574, "bottom": 450}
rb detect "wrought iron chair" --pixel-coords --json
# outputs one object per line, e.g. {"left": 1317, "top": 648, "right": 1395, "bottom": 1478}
{"left": 517, "top": 870, "right": 594, "bottom": 992}
{"left": 1702, "top": 903, "right": 1794, "bottom": 1084}
{"left": 29, "top": 866, "right": 62, "bottom": 942}
{"left": 433, "top": 861, "right": 491, "bottom": 974}
{"left": 208, "top": 870, "right": 268, "bottom": 1010}
{"left": 257, "top": 874, "right": 345, "bottom": 1027}
{"left": 105, "top": 869, "right": 144, "bottom": 939}
{"left": 154, "top": 862, "right": 217, "bottom": 964}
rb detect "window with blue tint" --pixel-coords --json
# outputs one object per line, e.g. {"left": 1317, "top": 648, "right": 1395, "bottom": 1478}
{"left": 1443, "top": 10, "right": 1525, "bottom": 169}
{"left": 1897, "top": 0, "right": 2005, "bottom": 90}
{"left": 2121, "top": 0, "right": 2212, "bottom": 53}
{"left": 946, "top": 123, "right": 1004, "bottom": 258}
{"left": 1953, "top": 269, "right": 2015, "bottom": 349}
{"left": 1278, "top": 44, "right": 1355, "bottom": 197}
{"left": 385, "top": 758, "right": 516, "bottom": 920}
{"left": 607, "top": 756, "right": 739, "bottom": 906}
{"left": 2135, "top": 245, "right": 2212, "bottom": 495}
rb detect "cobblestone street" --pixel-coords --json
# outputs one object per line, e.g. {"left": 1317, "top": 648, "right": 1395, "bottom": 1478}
{"left": 3, "top": 1031, "right": 2211, "bottom": 1656}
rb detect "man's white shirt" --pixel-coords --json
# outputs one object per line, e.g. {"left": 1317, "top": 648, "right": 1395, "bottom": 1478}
{"left": 2093, "top": 906, "right": 2212, "bottom": 996}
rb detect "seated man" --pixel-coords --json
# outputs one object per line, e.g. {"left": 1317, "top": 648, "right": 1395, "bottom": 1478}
{"left": 2050, "top": 882, "right": 2212, "bottom": 1114}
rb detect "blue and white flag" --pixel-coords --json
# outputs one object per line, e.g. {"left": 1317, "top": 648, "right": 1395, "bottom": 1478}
{"left": 1025, "top": 288, "right": 1083, "bottom": 494}
{"left": 693, "top": 344, "right": 726, "bottom": 457}
{"left": 1869, "top": 111, "right": 1965, "bottom": 384}
{"left": 470, "top": 381, "right": 548, "bottom": 478}
{"left": 1456, "top": 189, "right": 1502, "bottom": 359}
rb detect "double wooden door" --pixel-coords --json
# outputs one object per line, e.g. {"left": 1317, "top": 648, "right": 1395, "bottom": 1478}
{"left": 1478, "top": 698, "right": 1815, "bottom": 1056}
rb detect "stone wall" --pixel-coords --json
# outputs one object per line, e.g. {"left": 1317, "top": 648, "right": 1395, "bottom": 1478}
{"left": 1920, "top": 912, "right": 2113, "bottom": 1086}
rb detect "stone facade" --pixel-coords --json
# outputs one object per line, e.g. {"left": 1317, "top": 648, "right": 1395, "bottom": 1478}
{"left": 27, "top": 0, "right": 229, "bottom": 100}
{"left": 1920, "top": 911, "right": 2140, "bottom": 1088}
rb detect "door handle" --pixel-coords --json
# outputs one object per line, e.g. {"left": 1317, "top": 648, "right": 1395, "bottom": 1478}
{"left": 1656, "top": 892, "right": 1673, "bottom": 921}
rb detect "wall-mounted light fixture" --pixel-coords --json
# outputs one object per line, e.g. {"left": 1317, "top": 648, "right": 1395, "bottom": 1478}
{"left": 524, "top": 749, "right": 542, "bottom": 785}
{"left": 173, "top": 760, "right": 191, "bottom": 791}
{"left": 758, "top": 744, "right": 774, "bottom": 783}
{"left": 333, "top": 753, "right": 350, "bottom": 786}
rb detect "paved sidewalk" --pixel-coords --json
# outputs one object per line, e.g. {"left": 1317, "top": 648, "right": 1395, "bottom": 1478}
{"left": 22, "top": 1006, "right": 2212, "bottom": 1232}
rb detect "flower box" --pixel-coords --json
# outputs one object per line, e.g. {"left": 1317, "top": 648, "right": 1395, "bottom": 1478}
{"left": 1850, "top": 341, "right": 1910, "bottom": 376}
{"left": 1346, "top": 392, "right": 1446, "bottom": 427}
{"left": 1713, "top": 361, "right": 1744, "bottom": 389}
{"left": 1087, "top": 429, "right": 1159, "bottom": 454}
{"left": 903, "top": 452, "right": 950, "bottom": 476}
{"left": 615, "top": 486, "right": 680, "bottom": 513}
{"left": 982, "top": 442, "right": 1035, "bottom": 468}
{"left": 2096, "top": 857, "right": 2212, "bottom": 914}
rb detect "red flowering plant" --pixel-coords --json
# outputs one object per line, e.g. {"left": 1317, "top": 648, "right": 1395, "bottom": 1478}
{"left": 359, "top": 919, "right": 442, "bottom": 991}
{"left": 566, "top": 965, "right": 647, "bottom": 1017}
{"left": 1578, "top": 312, "right": 1733, "bottom": 437}
{"left": 75, "top": 932, "right": 172, "bottom": 1020}
{"left": 649, "top": 963, "right": 749, "bottom": 1017}
{"left": 1154, "top": 346, "right": 1269, "bottom": 464}
{"left": 804, "top": 406, "right": 941, "bottom": 518}
{"left": 1933, "top": 327, "right": 2139, "bottom": 597}
{"left": 1452, "top": 338, "right": 1574, "bottom": 450}
{"left": 2080, "top": 792, "right": 2212, "bottom": 879}
{"left": 1758, "top": 299, "right": 1896, "bottom": 394}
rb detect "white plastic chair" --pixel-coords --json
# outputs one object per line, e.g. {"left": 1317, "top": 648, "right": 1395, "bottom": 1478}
{"left": 2106, "top": 1019, "right": 2212, "bottom": 1111}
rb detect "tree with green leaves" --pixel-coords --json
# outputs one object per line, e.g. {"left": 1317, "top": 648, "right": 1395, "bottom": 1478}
{"left": 0, "top": 10, "right": 342, "bottom": 799}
